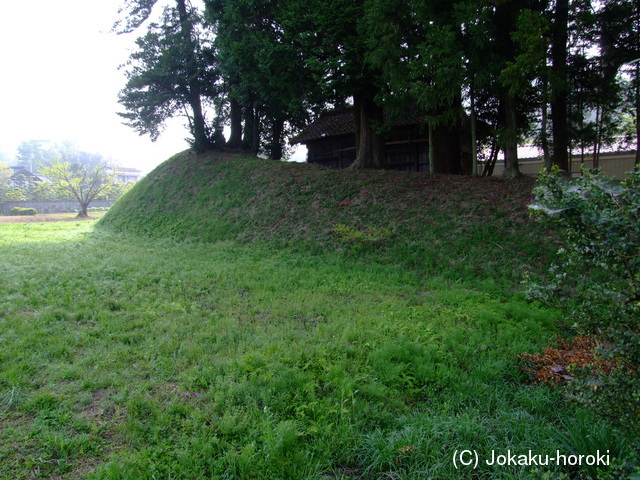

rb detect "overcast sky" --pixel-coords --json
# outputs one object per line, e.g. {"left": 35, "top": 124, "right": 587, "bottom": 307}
{"left": 0, "top": 0, "right": 203, "bottom": 172}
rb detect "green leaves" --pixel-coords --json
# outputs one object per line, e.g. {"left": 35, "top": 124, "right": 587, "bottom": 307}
{"left": 529, "top": 167, "right": 640, "bottom": 434}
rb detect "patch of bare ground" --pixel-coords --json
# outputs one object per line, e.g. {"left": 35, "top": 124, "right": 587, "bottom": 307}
{"left": 49, "top": 458, "right": 104, "bottom": 480}
{"left": 83, "top": 388, "right": 127, "bottom": 432}
{"left": 72, "top": 388, "right": 128, "bottom": 475}
{"left": 519, "top": 336, "right": 617, "bottom": 384}
{"left": 154, "top": 382, "right": 201, "bottom": 401}
{"left": 0, "top": 212, "right": 106, "bottom": 223}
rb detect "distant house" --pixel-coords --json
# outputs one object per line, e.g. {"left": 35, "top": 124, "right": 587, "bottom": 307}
{"left": 112, "top": 167, "right": 144, "bottom": 184}
{"left": 290, "top": 109, "right": 472, "bottom": 173}
{"left": 9, "top": 166, "right": 47, "bottom": 188}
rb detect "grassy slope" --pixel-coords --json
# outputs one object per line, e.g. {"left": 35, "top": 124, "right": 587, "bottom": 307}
{"left": 99, "top": 150, "right": 552, "bottom": 287}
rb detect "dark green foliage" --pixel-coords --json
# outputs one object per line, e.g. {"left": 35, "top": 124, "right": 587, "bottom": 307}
{"left": 8, "top": 207, "right": 37, "bottom": 216}
{"left": 528, "top": 167, "right": 640, "bottom": 436}
{"left": 112, "top": 0, "right": 640, "bottom": 168}
{"left": 205, "top": 0, "right": 322, "bottom": 159}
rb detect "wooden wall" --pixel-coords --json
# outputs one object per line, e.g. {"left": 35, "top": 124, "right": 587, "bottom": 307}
{"left": 307, "top": 135, "right": 356, "bottom": 169}
{"left": 305, "top": 123, "right": 466, "bottom": 173}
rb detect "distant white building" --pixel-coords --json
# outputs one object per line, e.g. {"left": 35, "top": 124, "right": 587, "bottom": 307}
{"left": 112, "top": 167, "right": 144, "bottom": 184}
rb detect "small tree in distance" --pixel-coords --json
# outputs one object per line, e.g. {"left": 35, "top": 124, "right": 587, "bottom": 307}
{"left": 0, "top": 161, "right": 12, "bottom": 202}
{"left": 41, "top": 161, "right": 117, "bottom": 217}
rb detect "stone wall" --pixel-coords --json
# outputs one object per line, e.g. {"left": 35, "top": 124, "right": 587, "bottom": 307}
{"left": 1, "top": 200, "right": 115, "bottom": 215}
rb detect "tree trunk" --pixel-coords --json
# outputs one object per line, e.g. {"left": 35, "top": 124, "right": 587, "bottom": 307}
{"left": 594, "top": 104, "right": 602, "bottom": 170}
{"left": 188, "top": 91, "right": 209, "bottom": 153}
{"left": 635, "top": 62, "right": 639, "bottom": 171}
{"left": 251, "top": 107, "right": 260, "bottom": 155}
{"left": 269, "top": 117, "right": 285, "bottom": 160}
{"left": 551, "top": 0, "right": 570, "bottom": 174}
{"left": 242, "top": 103, "right": 255, "bottom": 151}
{"left": 502, "top": 94, "right": 520, "bottom": 178}
{"left": 541, "top": 72, "right": 552, "bottom": 170}
{"left": 77, "top": 202, "right": 89, "bottom": 218}
{"left": 470, "top": 85, "right": 478, "bottom": 177}
{"left": 350, "top": 92, "right": 386, "bottom": 169}
{"left": 494, "top": 1, "right": 520, "bottom": 178}
{"left": 241, "top": 103, "right": 261, "bottom": 155}
{"left": 228, "top": 97, "right": 243, "bottom": 149}
{"left": 428, "top": 122, "right": 435, "bottom": 175}
{"left": 483, "top": 139, "right": 498, "bottom": 177}
{"left": 176, "top": 0, "right": 209, "bottom": 153}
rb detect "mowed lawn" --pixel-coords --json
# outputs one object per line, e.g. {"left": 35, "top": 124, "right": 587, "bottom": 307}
{"left": 0, "top": 221, "right": 624, "bottom": 479}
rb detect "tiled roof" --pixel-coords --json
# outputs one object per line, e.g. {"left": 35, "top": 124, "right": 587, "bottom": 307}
{"left": 290, "top": 108, "right": 425, "bottom": 145}
{"left": 10, "top": 166, "right": 44, "bottom": 180}
{"left": 290, "top": 110, "right": 355, "bottom": 144}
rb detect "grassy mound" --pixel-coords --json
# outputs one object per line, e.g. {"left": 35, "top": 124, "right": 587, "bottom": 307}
{"left": 99, "top": 150, "right": 551, "bottom": 286}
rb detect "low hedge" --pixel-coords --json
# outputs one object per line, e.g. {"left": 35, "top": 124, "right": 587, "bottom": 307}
{"left": 9, "top": 207, "right": 38, "bottom": 216}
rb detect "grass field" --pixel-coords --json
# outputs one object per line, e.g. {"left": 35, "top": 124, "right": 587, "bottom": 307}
{"left": 0, "top": 220, "right": 631, "bottom": 480}
{"left": 0, "top": 152, "right": 635, "bottom": 479}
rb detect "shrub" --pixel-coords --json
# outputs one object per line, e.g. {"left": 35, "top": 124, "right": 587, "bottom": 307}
{"left": 527, "top": 167, "right": 639, "bottom": 436}
{"left": 9, "top": 207, "right": 37, "bottom": 216}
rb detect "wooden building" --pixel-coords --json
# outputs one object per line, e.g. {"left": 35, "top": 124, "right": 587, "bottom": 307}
{"left": 290, "top": 109, "right": 470, "bottom": 173}
{"left": 290, "top": 110, "right": 358, "bottom": 169}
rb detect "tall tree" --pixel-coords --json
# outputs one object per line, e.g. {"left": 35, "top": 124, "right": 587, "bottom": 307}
{"left": 458, "top": 1, "right": 510, "bottom": 176}
{"left": 493, "top": 0, "right": 525, "bottom": 178}
{"left": 194, "top": 0, "right": 635, "bottom": 175}
{"left": 117, "top": 0, "right": 218, "bottom": 152}
{"left": 272, "top": 0, "right": 388, "bottom": 168}
{"left": 206, "top": 0, "right": 322, "bottom": 159}
{"left": 550, "top": 0, "right": 570, "bottom": 173}
{"left": 599, "top": 0, "right": 640, "bottom": 166}
{"left": 364, "top": 0, "right": 468, "bottom": 173}
{"left": 15, "top": 140, "right": 59, "bottom": 171}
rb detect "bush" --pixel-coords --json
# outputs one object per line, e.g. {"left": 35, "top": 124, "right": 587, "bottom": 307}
{"left": 527, "top": 167, "right": 639, "bottom": 437}
{"left": 9, "top": 207, "right": 37, "bottom": 216}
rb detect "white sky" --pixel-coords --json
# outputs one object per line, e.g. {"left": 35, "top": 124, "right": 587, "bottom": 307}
{"left": 0, "top": 0, "right": 202, "bottom": 173}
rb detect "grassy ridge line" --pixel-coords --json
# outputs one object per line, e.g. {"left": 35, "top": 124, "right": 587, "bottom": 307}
{"left": 98, "top": 150, "right": 551, "bottom": 284}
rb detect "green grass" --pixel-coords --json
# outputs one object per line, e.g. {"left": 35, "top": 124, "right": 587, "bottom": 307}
{"left": 0, "top": 152, "right": 634, "bottom": 479}
{"left": 0, "top": 221, "right": 632, "bottom": 479}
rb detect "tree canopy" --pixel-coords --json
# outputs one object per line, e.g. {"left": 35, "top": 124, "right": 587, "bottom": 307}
{"left": 116, "top": 0, "right": 640, "bottom": 174}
